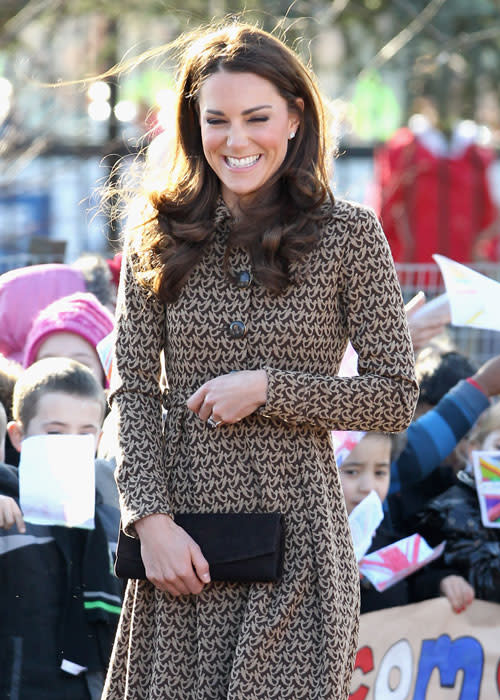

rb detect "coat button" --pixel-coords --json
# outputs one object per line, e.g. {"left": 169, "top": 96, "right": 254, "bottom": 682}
{"left": 236, "top": 270, "right": 252, "bottom": 289}
{"left": 228, "top": 320, "right": 246, "bottom": 339}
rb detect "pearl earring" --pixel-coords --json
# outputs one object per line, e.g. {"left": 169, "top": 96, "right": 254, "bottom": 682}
{"left": 289, "top": 131, "right": 296, "bottom": 139}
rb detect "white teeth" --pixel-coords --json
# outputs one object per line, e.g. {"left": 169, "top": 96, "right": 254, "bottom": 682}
{"left": 225, "top": 155, "right": 260, "bottom": 168}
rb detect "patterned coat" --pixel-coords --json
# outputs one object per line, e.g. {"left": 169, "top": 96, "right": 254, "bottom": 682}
{"left": 102, "top": 198, "right": 418, "bottom": 700}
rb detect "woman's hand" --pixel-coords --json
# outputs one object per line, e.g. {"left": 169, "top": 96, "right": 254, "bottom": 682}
{"left": 405, "top": 291, "right": 451, "bottom": 352}
{"left": 439, "top": 574, "right": 475, "bottom": 613}
{"left": 186, "top": 370, "right": 268, "bottom": 425}
{"left": 134, "top": 513, "right": 210, "bottom": 596}
{"left": 0, "top": 495, "right": 25, "bottom": 533}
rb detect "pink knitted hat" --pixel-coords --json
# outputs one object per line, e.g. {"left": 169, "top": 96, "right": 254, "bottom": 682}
{"left": 23, "top": 292, "right": 114, "bottom": 378}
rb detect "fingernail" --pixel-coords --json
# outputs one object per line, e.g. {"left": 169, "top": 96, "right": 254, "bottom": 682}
{"left": 202, "top": 573, "right": 211, "bottom": 583}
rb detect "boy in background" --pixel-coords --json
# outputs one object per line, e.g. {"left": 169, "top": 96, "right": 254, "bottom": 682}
{"left": 0, "top": 358, "right": 121, "bottom": 700}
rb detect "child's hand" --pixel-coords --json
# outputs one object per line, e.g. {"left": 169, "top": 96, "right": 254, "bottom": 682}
{"left": 0, "top": 495, "right": 26, "bottom": 533}
{"left": 440, "top": 575, "right": 475, "bottom": 613}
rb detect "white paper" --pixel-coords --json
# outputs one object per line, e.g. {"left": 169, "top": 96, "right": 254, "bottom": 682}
{"left": 348, "top": 490, "right": 384, "bottom": 562}
{"left": 409, "top": 291, "right": 451, "bottom": 325}
{"left": 19, "top": 434, "right": 95, "bottom": 529}
{"left": 433, "top": 254, "right": 500, "bottom": 331}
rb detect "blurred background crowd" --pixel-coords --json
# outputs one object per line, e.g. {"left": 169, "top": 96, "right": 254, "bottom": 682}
{"left": 2, "top": 0, "right": 500, "bottom": 365}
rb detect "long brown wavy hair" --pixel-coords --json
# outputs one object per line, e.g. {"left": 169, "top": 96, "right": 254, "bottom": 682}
{"left": 129, "top": 22, "right": 335, "bottom": 303}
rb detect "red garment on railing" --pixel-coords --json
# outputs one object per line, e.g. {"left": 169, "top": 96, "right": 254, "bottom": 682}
{"left": 375, "top": 126, "right": 498, "bottom": 263}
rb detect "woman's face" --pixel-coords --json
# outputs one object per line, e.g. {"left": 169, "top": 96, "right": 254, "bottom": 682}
{"left": 35, "top": 331, "right": 105, "bottom": 386}
{"left": 198, "top": 70, "right": 301, "bottom": 212}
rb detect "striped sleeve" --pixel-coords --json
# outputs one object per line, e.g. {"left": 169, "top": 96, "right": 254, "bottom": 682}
{"left": 389, "top": 379, "right": 490, "bottom": 494}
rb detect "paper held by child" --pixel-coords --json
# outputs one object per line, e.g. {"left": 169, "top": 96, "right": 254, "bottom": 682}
{"left": 472, "top": 450, "right": 500, "bottom": 528}
{"left": 433, "top": 254, "right": 500, "bottom": 332}
{"left": 19, "top": 434, "right": 96, "bottom": 529}
{"left": 348, "top": 490, "right": 384, "bottom": 562}
{"left": 359, "top": 534, "right": 446, "bottom": 592}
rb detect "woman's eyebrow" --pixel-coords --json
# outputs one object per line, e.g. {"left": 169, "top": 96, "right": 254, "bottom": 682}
{"left": 205, "top": 104, "right": 272, "bottom": 116}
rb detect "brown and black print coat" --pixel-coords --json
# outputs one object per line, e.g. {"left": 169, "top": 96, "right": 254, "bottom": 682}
{"left": 102, "top": 198, "right": 418, "bottom": 700}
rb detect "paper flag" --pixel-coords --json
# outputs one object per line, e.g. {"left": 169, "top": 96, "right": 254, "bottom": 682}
{"left": 472, "top": 450, "right": 500, "bottom": 528}
{"left": 433, "top": 254, "right": 500, "bottom": 332}
{"left": 348, "top": 490, "right": 384, "bottom": 562}
{"left": 19, "top": 434, "right": 96, "bottom": 529}
{"left": 338, "top": 341, "right": 359, "bottom": 377}
{"left": 332, "top": 430, "right": 366, "bottom": 468}
{"left": 359, "top": 534, "right": 445, "bottom": 591}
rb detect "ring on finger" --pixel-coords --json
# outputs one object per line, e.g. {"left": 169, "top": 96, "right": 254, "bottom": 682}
{"left": 207, "top": 415, "right": 222, "bottom": 428}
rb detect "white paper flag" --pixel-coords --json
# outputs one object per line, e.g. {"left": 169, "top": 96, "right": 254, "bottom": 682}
{"left": 19, "top": 434, "right": 95, "bottom": 529}
{"left": 433, "top": 254, "right": 500, "bottom": 332}
{"left": 348, "top": 490, "right": 384, "bottom": 562}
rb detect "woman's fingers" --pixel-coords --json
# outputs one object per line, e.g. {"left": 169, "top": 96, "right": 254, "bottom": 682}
{"left": 186, "top": 385, "right": 206, "bottom": 414}
{"left": 190, "top": 542, "right": 211, "bottom": 585}
{"left": 186, "top": 370, "right": 268, "bottom": 425}
{"left": 135, "top": 513, "right": 210, "bottom": 596}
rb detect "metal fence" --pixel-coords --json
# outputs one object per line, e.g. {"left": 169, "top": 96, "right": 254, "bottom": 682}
{"left": 398, "top": 262, "right": 500, "bottom": 367}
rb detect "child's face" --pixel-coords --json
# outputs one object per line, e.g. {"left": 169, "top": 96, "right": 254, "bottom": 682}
{"left": 338, "top": 434, "right": 391, "bottom": 515}
{"left": 21, "top": 392, "right": 102, "bottom": 450}
{"left": 481, "top": 428, "right": 500, "bottom": 452}
{"left": 36, "top": 332, "right": 105, "bottom": 387}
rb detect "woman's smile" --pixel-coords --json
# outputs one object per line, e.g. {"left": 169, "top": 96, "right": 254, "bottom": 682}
{"left": 224, "top": 154, "right": 262, "bottom": 169}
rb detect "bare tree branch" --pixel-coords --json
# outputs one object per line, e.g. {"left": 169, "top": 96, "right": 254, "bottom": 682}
{"left": 440, "top": 24, "right": 500, "bottom": 52}
{"left": 360, "top": 0, "right": 448, "bottom": 76}
{"left": 0, "top": 0, "right": 63, "bottom": 46}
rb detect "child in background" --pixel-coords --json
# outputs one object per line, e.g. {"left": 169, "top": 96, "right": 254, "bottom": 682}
{"left": 0, "top": 358, "right": 121, "bottom": 700}
{"left": 416, "top": 401, "right": 500, "bottom": 604}
{"left": 388, "top": 351, "right": 500, "bottom": 535}
{"left": 22, "top": 291, "right": 114, "bottom": 388}
{"left": 0, "top": 401, "right": 6, "bottom": 463}
{"left": 0, "top": 354, "right": 23, "bottom": 465}
{"left": 336, "top": 430, "right": 474, "bottom": 615}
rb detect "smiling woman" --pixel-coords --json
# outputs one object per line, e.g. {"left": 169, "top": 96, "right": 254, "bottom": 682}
{"left": 102, "top": 21, "right": 418, "bottom": 700}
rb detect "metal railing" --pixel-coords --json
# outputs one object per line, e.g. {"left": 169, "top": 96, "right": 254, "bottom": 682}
{"left": 397, "top": 262, "right": 500, "bottom": 367}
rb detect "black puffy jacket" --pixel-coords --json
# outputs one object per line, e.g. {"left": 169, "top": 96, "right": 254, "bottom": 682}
{"left": 416, "top": 472, "right": 500, "bottom": 603}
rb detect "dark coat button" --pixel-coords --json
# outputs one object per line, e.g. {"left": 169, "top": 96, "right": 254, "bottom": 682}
{"left": 228, "top": 321, "right": 246, "bottom": 339}
{"left": 236, "top": 270, "right": 252, "bottom": 288}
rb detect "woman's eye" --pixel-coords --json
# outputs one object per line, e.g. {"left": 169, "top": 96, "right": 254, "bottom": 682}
{"left": 206, "top": 118, "right": 225, "bottom": 125}
{"left": 249, "top": 116, "right": 269, "bottom": 123}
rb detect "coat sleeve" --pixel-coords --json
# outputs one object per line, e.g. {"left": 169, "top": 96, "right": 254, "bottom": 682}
{"left": 108, "top": 237, "right": 172, "bottom": 535}
{"left": 259, "top": 206, "right": 418, "bottom": 433}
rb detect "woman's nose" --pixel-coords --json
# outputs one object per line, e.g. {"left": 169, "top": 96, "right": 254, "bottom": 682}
{"left": 226, "top": 124, "right": 248, "bottom": 148}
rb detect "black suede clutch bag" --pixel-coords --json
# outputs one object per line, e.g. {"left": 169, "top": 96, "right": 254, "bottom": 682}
{"left": 115, "top": 512, "right": 285, "bottom": 583}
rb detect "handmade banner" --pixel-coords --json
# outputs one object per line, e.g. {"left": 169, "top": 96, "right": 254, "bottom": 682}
{"left": 350, "top": 597, "right": 500, "bottom": 700}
